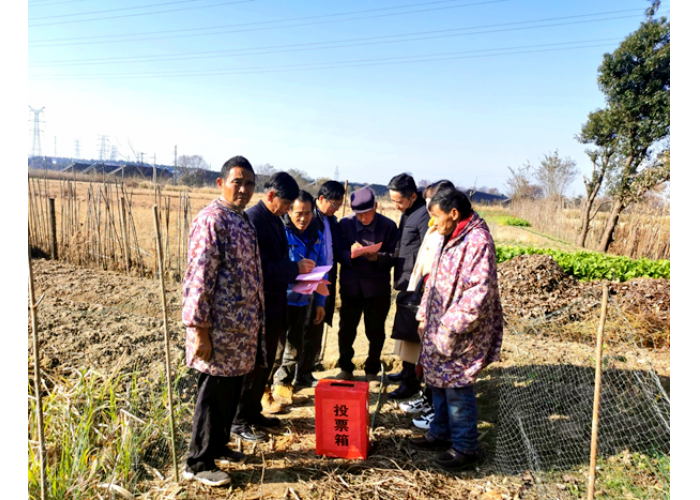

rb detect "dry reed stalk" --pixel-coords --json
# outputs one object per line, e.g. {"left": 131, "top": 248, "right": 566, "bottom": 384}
{"left": 119, "top": 197, "right": 130, "bottom": 272}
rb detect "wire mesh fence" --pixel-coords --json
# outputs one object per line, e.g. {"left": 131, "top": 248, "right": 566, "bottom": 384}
{"left": 493, "top": 292, "right": 670, "bottom": 498}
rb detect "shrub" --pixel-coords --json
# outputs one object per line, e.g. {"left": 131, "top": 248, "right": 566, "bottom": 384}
{"left": 497, "top": 216, "right": 532, "bottom": 227}
{"left": 496, "top": 246, "right": 670, "bottom": 281}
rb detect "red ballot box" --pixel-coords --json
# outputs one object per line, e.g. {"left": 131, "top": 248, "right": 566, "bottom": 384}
{"left": 315, "top": 379, "right": 370, "bottom": 460}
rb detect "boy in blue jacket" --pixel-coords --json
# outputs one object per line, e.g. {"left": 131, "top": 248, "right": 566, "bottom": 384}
{"left": 273, "top": 190, "right": 328, "bottom": 400}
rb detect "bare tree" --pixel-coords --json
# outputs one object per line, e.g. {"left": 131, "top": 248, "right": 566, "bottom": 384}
{"left": 178, "top": 154, "right": 208, "bottom": 170}
{"left": 255, "top": 163, "right": 276, "bottom": 191}
{"left": 256, "top": 163, "right": 276, "bottom": 176}
{"left": 287, "top": 168, "right": 310, "bottom": 189}
{"left": 176, "top": 154, "right": 210, "bottom": 186}
{"left": 532, "top": 150, "right": 578, "bottom": 199}
{"left": 505, "top": 164, "right": 542, "bottom": 199}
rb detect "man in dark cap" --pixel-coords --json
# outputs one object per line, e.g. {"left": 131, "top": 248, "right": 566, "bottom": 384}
{"left": 336, "top": 187, "right": 398, "bottom": 390}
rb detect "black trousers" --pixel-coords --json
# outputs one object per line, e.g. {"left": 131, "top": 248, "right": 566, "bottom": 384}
{"left": 399, "top": 360, "right": 418, "bottom": 383}
{"left": 187, "top": 371, "right": 244, "bottom": 472}
{"left": 275, "top": 304, "right": 323, "bottom": 384}
{"left": 233, "top": 322, "right": 286, "bottom": 425}
{"left": 337, "top": 293, "right": 391, "bottom": 375}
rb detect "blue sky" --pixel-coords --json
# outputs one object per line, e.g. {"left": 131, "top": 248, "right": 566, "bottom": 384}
{"left": 27, "top": 0, "right": 669, "bottom": 195}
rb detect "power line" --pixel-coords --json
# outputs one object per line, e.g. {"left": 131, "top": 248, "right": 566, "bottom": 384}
{"left": 28, "top": 38, "right": 623, "bottom": 81}
{"left": 29, "top": 0, "right": 92, "bottom": 6}
{"left": 29, "top": 0, "right": 256, "bottom": 27}
{"left": 29, "top": 10, "right": 642, "bottom": 68}
{"left": 29, "top": 0, "right": 508, "bottom": 42}
{"left": 29, "top": 0, "right": 218, "bottom": 21}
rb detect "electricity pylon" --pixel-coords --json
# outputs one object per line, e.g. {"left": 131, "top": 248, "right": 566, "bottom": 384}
{"left": 29, "top": 106, "right": 45, "bottom": 157}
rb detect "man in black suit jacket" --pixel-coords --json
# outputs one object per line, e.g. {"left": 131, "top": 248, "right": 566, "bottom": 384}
{"left": 387, "top": 173, "right": 430, "bottom": 399}
{"left": 231, "top": 172, "right": 315, "bottom": 441}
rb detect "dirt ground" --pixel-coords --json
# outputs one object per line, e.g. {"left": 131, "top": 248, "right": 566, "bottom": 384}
{"left": 28, "top": 256, "right": 670, "bottom": 499}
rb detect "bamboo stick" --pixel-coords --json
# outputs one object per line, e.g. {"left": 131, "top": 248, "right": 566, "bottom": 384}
{"left": 120, "top": 197, "right": 131, "bottom": 272}
{"left": 587, "top": 285, "right": 609, "bottom": 500}
{"left": 341, "top": 179, "right": 349, "bottom": 219}
{"left": 118, "top": 197, "right": 129, "bottom": 272}
{"left": 49, "top": 198, "right": 58, "bottom": 259}
{"left": 164, "top": 197, "right": 171, "bottom": 275}
{"left": 28, "top": 240, "right": 48, "bottom": 500}
{"left": 152, "top": 205, "right": 180, "bottom": 482}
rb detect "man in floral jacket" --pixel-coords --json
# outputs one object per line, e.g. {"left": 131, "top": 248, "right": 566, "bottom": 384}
{"left": 181, "top": 156, "right": 265, "bottom": 487}
{"left": 409, "top": 187, "right": 503, "bottom": 471}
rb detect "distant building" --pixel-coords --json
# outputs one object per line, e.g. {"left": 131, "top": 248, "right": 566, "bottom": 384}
{"left": 465, "top": 189, "right": 510, "bottom": 205}
{"left": 59, "top": 161, "right": 173, "bottom": 180}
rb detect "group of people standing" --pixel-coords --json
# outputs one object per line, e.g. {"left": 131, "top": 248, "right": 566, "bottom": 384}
{"left": 181, "top": 155, "right": 503, "bottom": 487}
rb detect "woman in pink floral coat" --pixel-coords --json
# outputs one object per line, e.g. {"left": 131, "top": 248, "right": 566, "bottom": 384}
{"left": 410, "top": 188, "right": 503, "bottom": 471}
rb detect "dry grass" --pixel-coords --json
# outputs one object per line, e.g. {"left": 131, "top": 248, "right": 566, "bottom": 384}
{"left": 506, "top": 198, "right": 670, "bottom": 260}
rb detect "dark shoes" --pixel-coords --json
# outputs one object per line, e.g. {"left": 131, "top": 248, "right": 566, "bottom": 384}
{"left": 215, "top": 448, "right": 246, "bottom": 466}
{"left": 434, "top": 448, "right": 479, "bottom": 471}
{"left": 252, "top": 414, "right": 281, "bottom": 429}
{"left": 387, "top": 372, "right": 403, "bottom": 383}
{"left": 293, "top": 373, "right": 318, "bottom": 388}
{"left": 388, "top": 381, "right": 421, "bottom": 400}
{"left": 231, "top": 424, "right": 267, "bottom": 442}
{"left": 409, "top": 433, "right": 452, "bottom": 451}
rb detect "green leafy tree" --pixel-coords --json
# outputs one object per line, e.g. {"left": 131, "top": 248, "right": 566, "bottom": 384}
{"left": 581, "top": 2, "right": 670, "bottom": 252}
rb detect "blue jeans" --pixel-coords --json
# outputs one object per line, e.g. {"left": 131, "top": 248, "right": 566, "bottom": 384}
{"left": 428, "top": 385, "right": 478, "bottom": 454}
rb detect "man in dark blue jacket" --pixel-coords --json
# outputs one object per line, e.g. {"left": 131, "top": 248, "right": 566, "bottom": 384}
{"left": 336, "top": 187, "right": 398, "bottom": 389}
{"left": 231, "top": 172, "right": 315, "bottom": 441}
{"left": 273, "top": 190, "right": 328, "bottom": 395}
{"left": 387, "top": 173, "right": 430, "bottom": 399}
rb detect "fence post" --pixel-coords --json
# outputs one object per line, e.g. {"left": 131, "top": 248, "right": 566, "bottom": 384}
{"left": 152, "top": 205, "right": 180, "bottom": 482}
{"left": 49, "top": 198, "right": 58, "bottom": 260}
{"left": 28, "top": 241, "right": 48, "bottom": 500}
{"left": 587, "top": 285, "right": 609, "bottom": 500}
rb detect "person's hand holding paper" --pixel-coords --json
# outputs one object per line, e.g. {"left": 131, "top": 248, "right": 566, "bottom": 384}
{"left": 350, "top": 242, "right": 382, "bottom": 259}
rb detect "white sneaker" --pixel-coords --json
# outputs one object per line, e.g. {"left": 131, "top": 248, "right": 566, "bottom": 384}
{"left": 399, "top": 392, "right": 431, "bottom": 414}
{"left": 412, "top": 408, "right": 435, "bottom": 430}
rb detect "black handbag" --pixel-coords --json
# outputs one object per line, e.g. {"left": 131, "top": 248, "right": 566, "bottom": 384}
{"left": 391, "top": 275, "right": 428, "bottom": 342}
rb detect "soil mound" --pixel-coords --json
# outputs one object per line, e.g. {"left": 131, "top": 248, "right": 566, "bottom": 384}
{"left": 497, "top": 254, "right": 579, "bottom": 319}
{"left": 497, "top": 255, "right": 670, "bottom": 347}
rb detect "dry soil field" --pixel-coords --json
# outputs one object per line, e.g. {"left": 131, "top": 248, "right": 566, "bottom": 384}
{"left": 28, "top": 244, "right": 669, "bottom": 499}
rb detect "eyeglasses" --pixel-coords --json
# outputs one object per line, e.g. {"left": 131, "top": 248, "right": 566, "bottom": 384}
{"left": 329, "top": 200, "right": 342, "bottom": 210}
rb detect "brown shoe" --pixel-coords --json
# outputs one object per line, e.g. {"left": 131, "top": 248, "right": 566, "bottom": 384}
{"left": 272, "top": 384, "right": 293, "bottom": 406}
{"left": 262, "top": 387, "right": 285, "bottom": 414}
